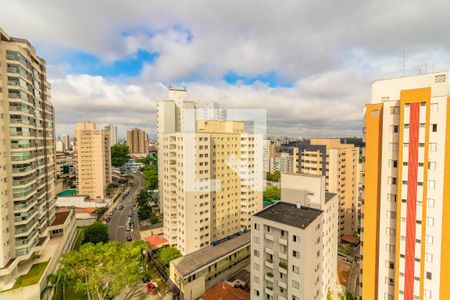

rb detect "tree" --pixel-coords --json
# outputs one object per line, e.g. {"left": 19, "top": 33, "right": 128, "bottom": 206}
{"left": 263, "top": 186, "right": 281, "bottom": 201}
{"left": 58, "top": 241, "right": 147, "bottom": 299}
{"left": 156, "top": 246, "right": 181, "bottom": 267}
{"left": 94, "top": 207, "right": 108, "bottom": 220}
{"left": 138, "top": 204, "right": 152, "bottom": 221}
{"left": 111, "top": 145, "right": 129, "bottom": 167}
{"left": 105, "top": 182, "right": 118, "bottom": 197}
{"left": 82, "top": 222, "right": 109, "bottom": 245}
{"left": 266, "top": 171, "right": 280, "bottom": 182}
{"left": 142, "top": 164, "right": 158, "bottom": 189}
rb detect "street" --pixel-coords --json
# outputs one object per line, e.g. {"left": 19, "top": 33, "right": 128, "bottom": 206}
{"left": 108, "top": 173, "right": 146, "bottom": 242}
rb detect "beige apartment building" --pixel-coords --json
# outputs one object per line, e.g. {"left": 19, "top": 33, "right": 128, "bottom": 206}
{"left": 74, "top": 122, "right": 112, "bottom": 199}
{"left": 294, "top": 138, "right": 359, "bottom": 236}
{"left": 157, "top": 87, "right": 263, "bottom": 255}
{"left": 0, "top": 28, "right": 57, "bottom": 281}
{"left": 251, "top": 174, "right": 338, "bottom": 300}
{"left": 127, "top": 127, "right": 148, "bottom": 155}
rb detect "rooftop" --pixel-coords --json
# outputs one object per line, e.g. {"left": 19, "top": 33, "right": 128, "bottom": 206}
{"left": 173, "top": 232, "right": 250, "bottom": 277}
{"left": 50, "top": 210, "right": 71, "bottom": 227}
{"left": 254, "top": 202, "right": 322, "bottom": 229}
{"left": 202, "top": 282, "right": 250, "bottom": 300}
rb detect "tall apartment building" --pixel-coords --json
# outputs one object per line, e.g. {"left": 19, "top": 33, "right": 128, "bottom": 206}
{"left": 251, "top": 174, "right": 338, "bottom": 300}
{"left": 270, "top": 152, "right": 295, "bottom": 174}
{"left": 61, "top": 134, "right": 70, "bottom": 151}
{"left": 362, "top": 72, "right": 450, "bottom": 300}
{"left": 0, "top": 28, "right": 57, "bottom": 278}
{"left": 74, "top": 122, "right": 112, "bottom": 199}
{"left": 157, "top": 87, "right": 263, "bottom": 255}
{"left": 105, "top": 124, "right": 117, "bottom": 146}
{"left": 293, "top": 138, "right": 359, "bottom": 236}
{"left": 127, "top": 128, "right": 148, "bottom": 155}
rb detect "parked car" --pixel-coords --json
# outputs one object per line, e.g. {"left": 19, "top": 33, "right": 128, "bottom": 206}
{"left": 126, "top": 234, "right": 132, "bottom": 242}
{"left": 146, "top": 283, "right": 157, "bottom": 295}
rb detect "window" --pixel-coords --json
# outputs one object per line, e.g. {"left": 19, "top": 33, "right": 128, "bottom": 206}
{"left": 254, "top": 263, "right": 260, "bottom": 271}
{"left": 427, "top": 198, "right": 435, "bottom": 207}
{"left": 254, "top": 223, "right": 260, "bottom": 230}
{"left": 254, "top": 276, "right": 259, "bottom": 284}
{"left": 254, "top": 250, "right": 260, "bottom": 257}
{"left": 385, "top": 261, "right": 395, "bottom": 269}
{"left": 428, "top": 180, "right": 436, "bottom": 190}
{"left": 386, "top": 210, "right": 396, "bottom": 219}
{"left": 429, "top": 143, "right": 437, "bottom": 152}
{"left": 392, "top": 125, "right": 399, "bottom": 133}
{"left": 292, "top": 250, "right": 299, "bottom": 258}
{"left": 426, "top": 272, "right": 432, "bottom": 280}
{"left": 293, "top": 235, "right": 298, "bottom": 242}
{"left": 389, "top": 160, "right": 398, "bottom": 168}
{"left": 386, "top": 244, "right": 395, "bottom": 253}
{"left": 426, "top": 217, "right": 434, "bottom": 226}
{"left": 254, "top": 289, "right": 260, "bottom": 296}
{"left": 253, "top": 236, "right": 260, "bottom": 244}
{"left": 387, "top": 194, "right": 397, "bottom": 202}
{"left": 432, "top": 124, "right": 438, "bottom": 132}
{"left": 435, "top": 74, "right": 446, "bottom": 83}
{"left": 292, "top": 280, "right": 300, "bottom": 289}
{"left": 385, "top": 277, "right": 394, "bottom": 286}
{"left": 390, "top": 106, "right": 400, "bottom": 114}
{"left": 386, "top": 227, "right": 396, "bottom": 236}
{"left": 428, "top": 162, "right": 436, "bottom": 170}
{"left": 426, "top": 235, "right": 433, "bottom": 244}
{"left": 292, "top": 265, "right": 300, "bottom": 274}
{"left": 431, "top": 103, "right": 438, "bottom": 112}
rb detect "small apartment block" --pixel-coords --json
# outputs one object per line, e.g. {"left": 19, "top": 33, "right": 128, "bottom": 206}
{"left": 170, "top": 232, "right": 250, "bottom": 300}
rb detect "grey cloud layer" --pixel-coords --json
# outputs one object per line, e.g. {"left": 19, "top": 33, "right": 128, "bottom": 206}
{"left": 2, "top": 0, "right": 450, "bottom": 137}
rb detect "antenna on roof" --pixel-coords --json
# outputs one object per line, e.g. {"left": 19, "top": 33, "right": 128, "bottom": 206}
{"left": 402, "top": 49, "right": 406, "bottom": 76}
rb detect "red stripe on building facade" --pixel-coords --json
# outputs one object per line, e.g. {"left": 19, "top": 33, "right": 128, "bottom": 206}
{"left": 404, "top": 103, "right": 420, "bottom": 299}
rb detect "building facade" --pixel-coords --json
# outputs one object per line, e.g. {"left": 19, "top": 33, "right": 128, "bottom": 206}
{"left": 170, "top": 233, "right": 250, "bottom": 300}
{"left": 105, "top": 124, "right": 117, "bottom": 146}
{"left": 0, "top": 27, "right": 57, "bottom": 281}
{"left": 362, "top": 72, "right": 450, "bottom": 299}
{"left": 270, "top": 152, "right": 294, "bottom": 174}
{"left": 74, "top": 122, "right": 112, "bottom": 199}
{"left": 127, "top": 128, "right": 148, "bottom": 155}
{"left": 158, "top": 88, "right": 263, "bottom": 255}
{"left": 293, "top": 139, "right": 359, "bottom": 236}
{"left": 251, "top": 174, "right": 338, "bottom": 300}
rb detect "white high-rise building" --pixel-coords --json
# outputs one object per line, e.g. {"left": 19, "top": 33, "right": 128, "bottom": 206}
{"left": 362, "top": 72, "right": 450, "bottom": 299}
{"left": 157, "top": 87, "right": 263, "bottom": 255}
{"left": 0, "top": 27, "right": 57, "bottom": 283}
{"left": 105, "top": 124, "right": 118, "bottom": 146}
{"left": 61, "top": 134, "right": 70, "bottom": 151}
{"left": 251, "top": 174, "right": 338, "bottom": 300}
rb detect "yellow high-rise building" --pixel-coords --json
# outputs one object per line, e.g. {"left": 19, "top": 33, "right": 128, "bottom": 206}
{"left": 74, "top": 122, "right": 112, "bottom": 199}
{"left": 157, "top": 88, "right": 263, "bottom": 255}
{"left": 294, "top": 138, "right": 359, "bottom": 236}
{"left": 127, "top": 128, "right": 148, "bottom": 155}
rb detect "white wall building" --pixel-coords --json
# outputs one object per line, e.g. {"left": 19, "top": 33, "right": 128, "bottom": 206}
{"left": 251, "top": 174, "right": 338, "bottom": 300}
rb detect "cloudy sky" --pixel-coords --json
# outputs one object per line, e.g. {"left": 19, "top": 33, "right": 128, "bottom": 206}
{"left": 1, "top": 0, "right": 450, "bottom": 138}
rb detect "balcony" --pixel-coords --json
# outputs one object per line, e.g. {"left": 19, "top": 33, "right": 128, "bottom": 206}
{"left": 265, "top": 287, "right": 274, "bottom": 296}
{"left": 279, "top": 251, "right": 288, "bottom": 260}
{"left": 265, "top": 233, "right": 274, "bottom": 241}
{"left": 278, "top": 279, "right": 287, "bottom": 289}
{"left": 265, "top": 273, "right": 274, "bottom": 283}
{"left": 279, "top": 237, "right": 288, "bottom": 246}
{"left": 265, "top": 247, "right": 273, "bottom": 255}
{"left": 265, "top": 259, "right": 274, "bottom": 268}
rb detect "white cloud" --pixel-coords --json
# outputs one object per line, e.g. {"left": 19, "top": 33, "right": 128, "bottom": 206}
{"left": 2, "top": 0, "right": 450, "bottom": 137}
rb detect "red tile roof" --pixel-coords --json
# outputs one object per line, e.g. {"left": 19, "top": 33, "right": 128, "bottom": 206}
{"left": 144, "top": 235, "right": 168, "bottom": 248}
{"left": 341, "top": 234, "right": 360, "bottom": 245}
{"left": 75, "top": 207, "right": 97, "bottom": 214}
{"left": 202, "top": 282, "right": 250, "bottom": 300}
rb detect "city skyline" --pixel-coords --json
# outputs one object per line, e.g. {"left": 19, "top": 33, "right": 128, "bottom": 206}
{"left": 2, "top": 1, "right": 450, "bottom": 138}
